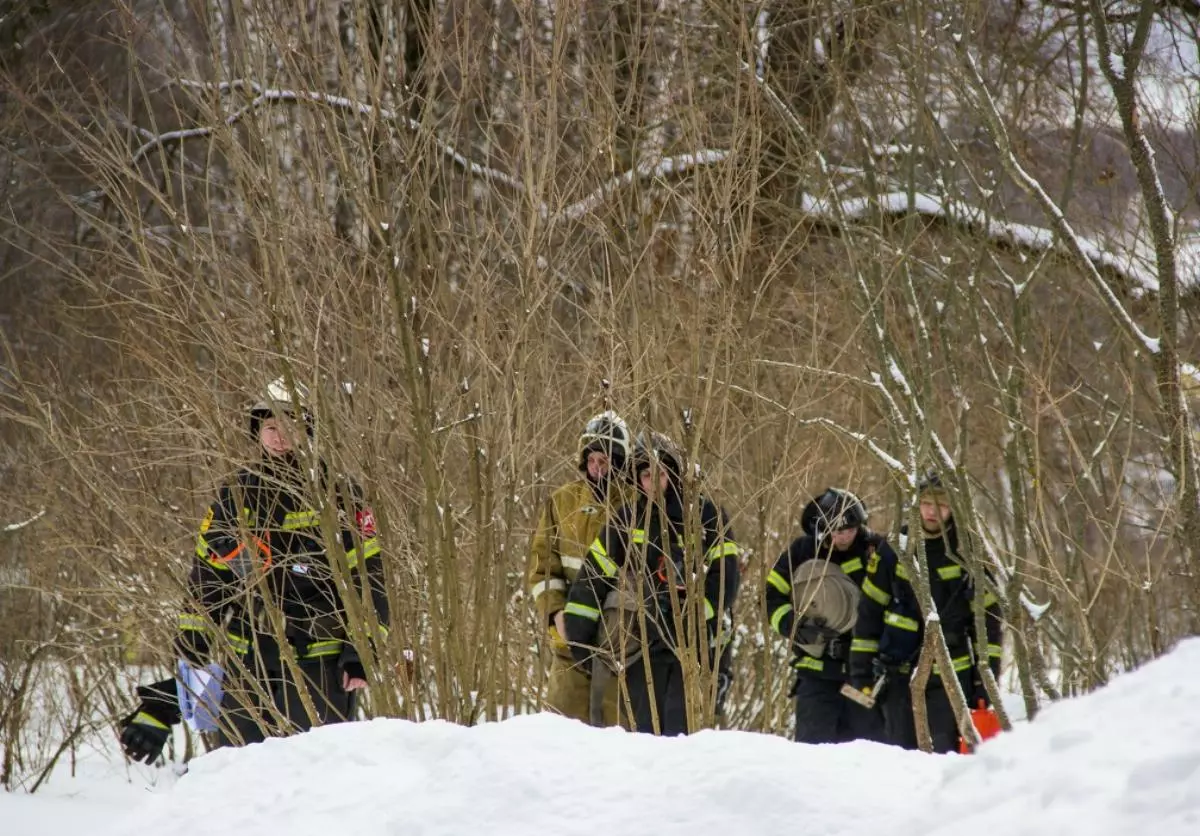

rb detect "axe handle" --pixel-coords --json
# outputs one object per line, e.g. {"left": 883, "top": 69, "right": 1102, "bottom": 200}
{"left": 839, "top": 673, "right": 887, "bottom": 709}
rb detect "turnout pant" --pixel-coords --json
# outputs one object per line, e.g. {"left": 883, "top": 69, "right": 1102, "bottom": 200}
{"left": 216, "top": 656, "right": 354, "bottom": 747}
{"left": 880, "top": 675, "right": 963, "bottom": 753}
{"left": 792, "top": 675, "right": 885, "bottom": 744}
{"left": 544, "top": 652, "right": 618, "bottom": 726}
{"left": 625, "top": 647, "right": 689, "bottom": 736}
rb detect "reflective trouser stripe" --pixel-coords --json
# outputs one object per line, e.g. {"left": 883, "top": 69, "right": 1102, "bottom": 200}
{"left": 851, "top": 638, "right": 879, "bottom": 653}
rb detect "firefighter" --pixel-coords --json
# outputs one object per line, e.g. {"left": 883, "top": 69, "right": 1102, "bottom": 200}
{"left": 563, "top": 431, "right": 741, "bottom": 736}
{"left": 849, "top": 471, "right": 1003, "bottom": 753}
{"left": 766, "top": 487, "right": 889, "bottom": 744}
{"left": 117, "top": 378, "right": 390, "bottom": 763}
{"left": 527, "top": 411, "right": 633, "bottom": 725}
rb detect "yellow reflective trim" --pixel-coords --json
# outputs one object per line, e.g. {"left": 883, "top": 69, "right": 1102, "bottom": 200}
{"left": 630, "top": 529, "right": 647, "bottom": 545}
{"left": 177, "top": 613, "right": 209, "bottom": 633}
{"left": 565, "top": 601, "right": 600, "bottom": 621}
{"left": 850, "top": 638, "right": 879, "bottom": 653}
{"left": 196, "top": 536, "right": 234, "bottom": 572}
{"left": 766, "top": 569, "right": 791, "bottom": 595}
{"left": 862, "top": 578, "right": 892, "bottom": 606}
{"left": 982, "top": 591, "right": 999, "bottom": 607}
{"left": 793, "top": 656, "right": 825, "bottom": 672}
{"left": 705, "top": 541, "right": 739, "bottom": 562}
{"left": 988, "top": 643, "right": 1003, "bottom": 658}
{"left": 704, "top": 598, "right": 715, "bottom": 620}
{"left": 770, "top": 603, "right": 793, "bottom": 634}
{"left": 840, "top": 557, "right": 863, "bottom": 574}
{"left": 883, "top": 611, "right": 920, "bottom": 632}
{"left": 896, "top": 562, "right": 910, "bottom": 581}
{"left": 303, "top": 639, "right": 343, "bottom": 659}
{"left": 934, "top": 654, "right": 974, "bottom": 675}
{"left": 588, "top": 539, "right": 618, "bottom": 577}
{"left": 937, "top": 564, "right": 963, "bottom": 580}
{"left": 345, "top": 536, "right": 382, "bottom": 569}
{"left": 281, "top": 510, "right": 320, "bottom": 531}
{"left": 134, "top": 711, "right": 170, "bottom": 731}
{"left": 225, "top": 632, "right": 250, "bottom": 655}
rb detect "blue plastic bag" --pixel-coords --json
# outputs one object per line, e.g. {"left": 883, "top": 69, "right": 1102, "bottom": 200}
{"left": 175, "top": 658, "right": 224, "bottom": 733}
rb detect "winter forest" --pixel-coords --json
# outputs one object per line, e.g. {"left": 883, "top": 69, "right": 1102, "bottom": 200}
{"left": 2, "top": 0, "right": 1200, "bottom": 805}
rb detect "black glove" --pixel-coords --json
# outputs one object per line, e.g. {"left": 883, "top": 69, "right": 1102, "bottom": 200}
{"left": 119, "top": 681, "right": 179, "bottom": 764}
{"left": 872, "top": 655, "right": 904, "bottom": 679}
{"left": 825, "top": 635, "right": 848, "bottom": 662}
{"left": 794, "top": 616, "right": 840, "bottom": 648}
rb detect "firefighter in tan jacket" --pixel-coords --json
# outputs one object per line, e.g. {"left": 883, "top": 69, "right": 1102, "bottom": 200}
{"left": 528, "top": 412, "right": 633, "bottom": 724}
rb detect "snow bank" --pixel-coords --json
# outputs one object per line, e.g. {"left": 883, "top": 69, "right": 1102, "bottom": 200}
{"left": 95, "top": 715, "right": 932, "bottom": 836}
{"left": 8, "top": 638, "right": 1200, "bottom": 836}
{"left": 921, "top": 638, "right": 1200, "bottom": 836}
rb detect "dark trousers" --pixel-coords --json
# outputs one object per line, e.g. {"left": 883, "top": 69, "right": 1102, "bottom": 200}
{"left": 216, "top": 657, "right": 354, "bottom": 747}
{"left": 792, "top": 675, "right": 885, "bottom": 744}
{"left": 880, "top": 676, "right": 962, "bottom": 753}
{"left": 625, "top": 648, "right": 689, "bottom": 736}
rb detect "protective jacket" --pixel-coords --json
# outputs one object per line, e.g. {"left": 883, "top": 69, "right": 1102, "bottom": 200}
{"left": 766, "top": 529, "right": 888, "bottom": 680}
{"left": 177, "top": 456, "right": 389, "bottom": 675}
{"left": 527, "top": 477, "right": 629, "bottom": 655}
{"left": 563, "top": 491, "right": 740, "bottom": 667}
{"left": 850, "top": 522, "right": 1001, "bottom": 688}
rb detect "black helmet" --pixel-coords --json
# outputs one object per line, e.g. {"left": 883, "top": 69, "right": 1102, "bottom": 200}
{"left": 801, "top": 487, "right": 868, "bottom": 539}
{"left": 248, "top": 377, "right": 314, "bottom": 441}
{"left": 630, "top": 431, "right": 684, "bottom": 483}
{"left": 578, "top": 411, "right": 631, "bottom": 474}
{"left": 917, "top": 469, "right": 948, "bottom": 499}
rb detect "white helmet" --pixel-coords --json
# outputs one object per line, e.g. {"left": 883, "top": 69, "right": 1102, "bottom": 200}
{"left": 578, "top": 411, "right": 632, "bottom": 475}
{"left": 248, "top": 377, "right": 313, "bottom": 440}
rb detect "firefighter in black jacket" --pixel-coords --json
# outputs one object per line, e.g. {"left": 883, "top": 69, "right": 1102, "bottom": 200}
{"left": 118, "top": 379, "right": 390, "bottom": 763}
{"left": 766, "top": 488, "right": 888, "bottom": 744}
{"left": 564, "top": 432, "right": 740, "bottom": 736}
{"left": 849, "top": 472, "right": 1003, "bottom": 752}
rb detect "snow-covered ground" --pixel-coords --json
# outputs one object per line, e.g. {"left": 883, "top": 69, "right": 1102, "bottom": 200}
{"left": 6, "top": 639, "right": 1200, "bottom": 836}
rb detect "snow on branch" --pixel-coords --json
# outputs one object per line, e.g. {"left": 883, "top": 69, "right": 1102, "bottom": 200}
{"left": 953, "top": 49, "right": 1162, "bottom": 357}
{"left": 3, "top": 508, "right": 46, "bottom": 533}
{"left": 130, "top": 79, "right": 728, "bottom": 228}
{"left": 798, "top": 189, "right": 1162, "bottom": 303}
